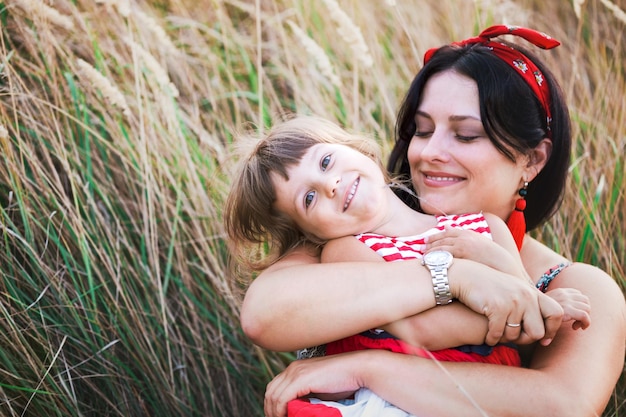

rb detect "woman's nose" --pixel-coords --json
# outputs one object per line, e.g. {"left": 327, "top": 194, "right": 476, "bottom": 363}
{"left": 416, "top": 132, "right": 450, "bottom": 162}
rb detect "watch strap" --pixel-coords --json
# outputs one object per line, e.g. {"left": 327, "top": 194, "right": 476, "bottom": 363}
{"left": 431, "top": 269, "right": 452, "bottom": 305}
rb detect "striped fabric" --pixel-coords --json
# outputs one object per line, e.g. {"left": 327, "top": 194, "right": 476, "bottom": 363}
{"left": 356, "top": 213, "right": 491, "bottom": 262}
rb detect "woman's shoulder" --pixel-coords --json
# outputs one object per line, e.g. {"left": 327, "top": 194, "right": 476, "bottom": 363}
{"left": 544, "top": 262, "right": 626, "bottom": 327}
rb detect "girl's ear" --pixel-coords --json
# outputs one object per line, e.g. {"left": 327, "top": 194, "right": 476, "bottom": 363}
{"left": 525, "top": 138, "right": 552, "bottom": 181}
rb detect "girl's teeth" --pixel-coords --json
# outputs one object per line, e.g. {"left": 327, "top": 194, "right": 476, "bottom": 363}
{"left": 344, "top": 178, "right": 360, "bottom": 210}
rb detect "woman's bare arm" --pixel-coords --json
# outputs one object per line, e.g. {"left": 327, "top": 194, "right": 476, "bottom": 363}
{"left": 367, "top": 263, "right": 626, "bottom": 417}
{"left": 241, "top": 243, "right": 441, "bottom": 351}
{"left": 264, "top": 263, "right": 626, "bottom": 417}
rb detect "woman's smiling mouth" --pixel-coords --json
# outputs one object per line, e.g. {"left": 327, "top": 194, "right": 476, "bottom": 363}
{"left": 422, "top": 172, "right": 464, "bottom": 186}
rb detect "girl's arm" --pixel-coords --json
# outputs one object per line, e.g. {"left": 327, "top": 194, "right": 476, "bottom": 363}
{"left": 264, "top": 263, "right": 626, "bottom": 417}
{"left": 382, "top": 303, "right": 488, "bottom": 349}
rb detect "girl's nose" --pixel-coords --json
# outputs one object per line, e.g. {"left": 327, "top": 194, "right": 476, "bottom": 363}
{"left": 324, "top": 176, "right": 340, "bottom": 197}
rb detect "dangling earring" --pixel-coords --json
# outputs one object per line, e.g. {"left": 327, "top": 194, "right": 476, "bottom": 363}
{"left": 506, "top": 181, "right": 528, "bottom": 251}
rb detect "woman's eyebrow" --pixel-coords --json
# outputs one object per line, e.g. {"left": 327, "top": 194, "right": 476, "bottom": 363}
{"left": 449, "top": 114, "right": 481, "bottom": 122}
{"left": 415, "top": 110, "right": 480, "bottom": 122}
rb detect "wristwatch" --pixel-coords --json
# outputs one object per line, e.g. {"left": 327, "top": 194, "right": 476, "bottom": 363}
{"left": 422, "top": 250, "right": 454, "bottom": 305}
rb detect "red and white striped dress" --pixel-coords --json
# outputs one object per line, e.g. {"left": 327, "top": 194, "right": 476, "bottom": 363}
{"left": 356, "top": 212, "right": 491, "bottom": 262}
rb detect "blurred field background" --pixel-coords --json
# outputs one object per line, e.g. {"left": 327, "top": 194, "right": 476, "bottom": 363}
{"left": 0, "top": 0, "right": 623, "bottom": 416}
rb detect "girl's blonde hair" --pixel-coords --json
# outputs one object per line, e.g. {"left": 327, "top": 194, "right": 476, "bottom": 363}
{"left": 224, "top": 115, "right": 384, "bottom": 275}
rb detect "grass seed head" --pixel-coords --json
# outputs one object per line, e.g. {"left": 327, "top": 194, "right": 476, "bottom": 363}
{"left": 287, "top": 21, "right": 341, "bottom": 87}
{"left": 76, "top": 58, "right": 131, "bottom": 118}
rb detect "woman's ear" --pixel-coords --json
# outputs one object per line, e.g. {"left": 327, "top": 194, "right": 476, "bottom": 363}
{"left": 525, "top": 138, "right": 552, "bottom": 181}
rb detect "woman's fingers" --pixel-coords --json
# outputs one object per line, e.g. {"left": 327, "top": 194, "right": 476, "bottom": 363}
{"left": 265, "top": 360, "right": 315, "bottom": 417}
{"left": 264, "top": 370, "right": 291, "bottom": 417}
{"left": 451, "top": 260, "right": 567, "bottom": 346}
{"left": 534, "top": 294, "right": 564, "bottom": 345}
{"left": 456, "top": 275, "right": 523, "bottom": 345}
{"left": 503, "top": 317, "right": 523, "bottom": 340}
{"left": 264, "top": 354, "right": 362, "bottom": 417}
{"left": 457, "top": 267, "right": 564, "bottom": 346}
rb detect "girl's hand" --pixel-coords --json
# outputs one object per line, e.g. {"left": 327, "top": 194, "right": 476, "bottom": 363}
{"left": 545, "top": 287, "right": 591, "bottom": 330}
{"left": 426, "top": 226, "right": 522, "bottom": 278}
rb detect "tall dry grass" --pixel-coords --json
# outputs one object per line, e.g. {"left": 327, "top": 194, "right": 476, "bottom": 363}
{"left": 0, "top": 0, "right": 623, "bottom": 416}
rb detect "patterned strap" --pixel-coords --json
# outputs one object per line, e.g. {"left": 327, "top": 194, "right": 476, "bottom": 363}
{"left": 536, "top": 262, "right": 571, "bottom": 293}
{"left": 297, "top": 345, "right": 326, "bottom": 359}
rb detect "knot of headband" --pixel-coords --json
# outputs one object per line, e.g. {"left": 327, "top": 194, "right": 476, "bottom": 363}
{"left": 424, "top": 25, "right": 560, "bottom": 137}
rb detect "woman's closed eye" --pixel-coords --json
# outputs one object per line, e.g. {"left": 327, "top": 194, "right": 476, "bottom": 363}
{"left": 455, "top": 134, "right": 480, "bottom": 142}
{"left": 414, "top": 130, "right": 433, "bottom": 138}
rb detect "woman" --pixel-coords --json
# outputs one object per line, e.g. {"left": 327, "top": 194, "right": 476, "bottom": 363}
{"left": 225, "top": 114, "right": 590, "bottom": 416}
{"left": 241, "top": 26, "right": 626, "bottom": 416}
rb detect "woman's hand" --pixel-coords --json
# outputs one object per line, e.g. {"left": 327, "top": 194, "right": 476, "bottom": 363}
{"left": 450, "top": 259, "right": 564, "bottom": 346}
{"left": 264, "top": 353, "right": 363, "bottom": 417}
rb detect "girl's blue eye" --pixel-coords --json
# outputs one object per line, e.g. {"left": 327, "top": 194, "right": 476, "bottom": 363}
{"left": 321, "top": 154, "right": 331, "bottom": 170}
{"left": 305, "top": 191, "right": 315, "bottom": 208}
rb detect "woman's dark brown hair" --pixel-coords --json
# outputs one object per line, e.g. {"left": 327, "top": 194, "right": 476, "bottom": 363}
{"left": 388, "top": 41, "right": 571, "bottom": 231}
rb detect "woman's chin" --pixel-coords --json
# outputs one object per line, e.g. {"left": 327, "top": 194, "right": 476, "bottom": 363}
{"left": 418, "top": 199, "right": 458, "bottom": 216}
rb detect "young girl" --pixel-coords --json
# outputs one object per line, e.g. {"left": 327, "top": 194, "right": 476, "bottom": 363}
{"left": 225, "top": 115, "right": 590, "bottom": 416}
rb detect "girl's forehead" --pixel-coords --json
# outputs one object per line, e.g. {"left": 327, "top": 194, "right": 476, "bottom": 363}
{"left": 300, "top": 142, "right": 340, "bottom": 160}
{"left": 278, "top": 143, "right": 335, "bottom": 178}
{"left": 300, "top": 143, "right": 324, "bottom": 162}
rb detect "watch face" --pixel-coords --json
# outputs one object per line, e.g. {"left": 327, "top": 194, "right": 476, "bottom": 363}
{"left": 424, "top": 250, "right": 453, "bottom": 266}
